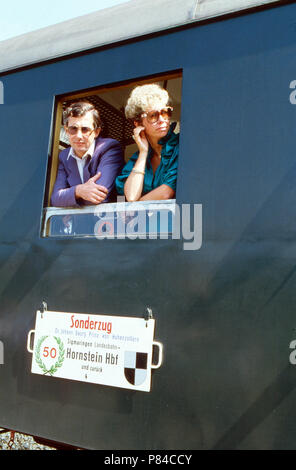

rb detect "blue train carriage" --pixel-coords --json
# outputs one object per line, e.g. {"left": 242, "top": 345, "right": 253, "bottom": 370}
{"left": 0, "top": 0, "right": 294, "bottom": 450}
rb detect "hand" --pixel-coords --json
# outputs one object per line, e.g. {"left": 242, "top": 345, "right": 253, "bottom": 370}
{"left": 62, "top": 215, "right": 73, "bottom": 234}
{"left": 133, "top": 126, "right": 149, "bottom": 155}
{"left": 75, "top": 172, "right": 108, "bottom": 204}
{"left": 62, "top": 215, "right": 72, "bottom": 227}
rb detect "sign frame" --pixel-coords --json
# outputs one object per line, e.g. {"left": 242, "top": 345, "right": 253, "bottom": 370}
{"left": 27, "top": 309, "right": 163, "bottom": 393}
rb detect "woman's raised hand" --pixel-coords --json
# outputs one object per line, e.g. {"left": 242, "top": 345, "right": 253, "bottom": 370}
{"left": 133, "top": 126, "right": 149, "bottom": 155}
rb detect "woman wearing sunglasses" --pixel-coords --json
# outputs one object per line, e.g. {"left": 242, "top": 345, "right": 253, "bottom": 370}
{"left": 115, "top": 84, "right": 179, "bottom": 202}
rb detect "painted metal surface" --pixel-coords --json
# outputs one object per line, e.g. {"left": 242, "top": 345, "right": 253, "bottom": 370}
{"left": 0, "top": 0, "right": 282, "bottom": 74}
{"left": 0, "top": 1, "right": 296, "bottom": 449}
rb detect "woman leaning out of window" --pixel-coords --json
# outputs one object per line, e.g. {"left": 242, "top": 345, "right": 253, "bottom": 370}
{"left": 115, "top": 84, "right": 179, "bottom": 202}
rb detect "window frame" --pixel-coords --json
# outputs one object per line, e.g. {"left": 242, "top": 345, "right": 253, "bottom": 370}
{"left": 42, "top": 70, "right": 182, "bottom": 238}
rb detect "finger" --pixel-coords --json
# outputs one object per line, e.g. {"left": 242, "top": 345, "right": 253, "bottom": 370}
{"left": 91, "top": 194, "right": 106, "bottom": 204}
{"left": 91, "top": 188, "right": 108, "bottom": 200}
{"left": 87, "top": 193, "right": 102, "bottom": 204}
{"left": 134, "top": 126, "right": 145, "bottom": 135}
{"left": 95, "top": 185, "right": 108, "bottom": 194}
{"left": 96, "top": 190, "right": 108, "bottom": 200}
{"left": 139, "top": 130, "right": 147, "bottom": 140}
{"left": 91, "top": 185, "right": 108, "bottom": 197}
{"left": 91, "top": 172, "right": 101, "bottom": 182}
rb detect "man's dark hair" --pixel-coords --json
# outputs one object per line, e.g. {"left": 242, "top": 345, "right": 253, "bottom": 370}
{"left": 63, "top": 100, "right": 102, "bottom": 129}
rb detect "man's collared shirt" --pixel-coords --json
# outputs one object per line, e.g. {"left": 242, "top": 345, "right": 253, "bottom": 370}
{"left": 67, "top": 140, "right": 96, "bottom": 183}
{"left": 51, "top": 136, "right": 124, "bottom": 208}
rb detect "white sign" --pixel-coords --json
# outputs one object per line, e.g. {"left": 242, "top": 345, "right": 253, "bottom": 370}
{"left": 27, "top": 310, "right": 163, "bottom": 392}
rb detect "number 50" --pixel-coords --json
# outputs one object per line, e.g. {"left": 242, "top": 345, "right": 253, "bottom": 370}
{"left": 43, "top": 346, "right": 57, "bottom": 359}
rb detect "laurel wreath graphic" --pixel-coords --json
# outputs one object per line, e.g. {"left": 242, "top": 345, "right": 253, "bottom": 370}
{"left": 35, "top": 336, "right": 65, "bottom": 376}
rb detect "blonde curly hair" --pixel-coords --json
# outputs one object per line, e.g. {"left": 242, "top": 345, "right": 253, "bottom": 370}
{"left": 125, "top": 84, "right": 170, "bottom": 120}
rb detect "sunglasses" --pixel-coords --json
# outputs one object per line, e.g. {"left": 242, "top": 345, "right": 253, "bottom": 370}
{"left": 140, "top": 107, "right": 173, "bottom": 124}
{"left": 66, "top": 126, "right": 95, "bottom": 136}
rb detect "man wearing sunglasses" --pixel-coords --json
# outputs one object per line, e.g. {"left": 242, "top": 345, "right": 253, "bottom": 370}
{"left": 51, "top": 100, "right": 124, "bottom": 207}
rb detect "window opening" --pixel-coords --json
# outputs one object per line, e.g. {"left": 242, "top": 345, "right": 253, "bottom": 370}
{"left": 42, "top": 72, "right": 182, "bottom": 239}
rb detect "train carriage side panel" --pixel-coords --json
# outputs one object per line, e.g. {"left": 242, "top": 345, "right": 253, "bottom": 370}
{"left": 0, "top": 2, "right": 295, "bottom": 449}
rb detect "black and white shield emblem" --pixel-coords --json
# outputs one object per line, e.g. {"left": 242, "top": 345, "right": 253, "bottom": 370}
{"left": 124, "top": 351, "right": 148, "bottom": 386}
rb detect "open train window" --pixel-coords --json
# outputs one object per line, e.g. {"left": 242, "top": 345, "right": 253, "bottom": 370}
{"left": 42, "top": 71, "right": 182, "bottom": 238}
